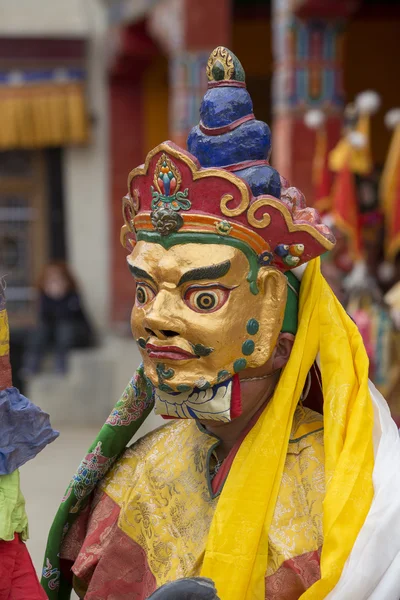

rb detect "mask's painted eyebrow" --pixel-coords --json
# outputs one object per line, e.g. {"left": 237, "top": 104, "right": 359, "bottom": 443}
{"left": 127, "top": 262, "right": 157, "bottom": 286}
{"left": 177, "top": 260, "right": 231, "bottom": 287}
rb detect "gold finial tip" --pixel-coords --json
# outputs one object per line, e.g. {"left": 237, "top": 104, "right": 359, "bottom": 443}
{"left": 206, "top": 47, "right": 245, "bottom": 83}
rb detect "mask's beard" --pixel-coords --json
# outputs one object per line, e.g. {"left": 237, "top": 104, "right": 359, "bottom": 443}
{"left": 154, "top": 375, "right": 242, "bottom": 422}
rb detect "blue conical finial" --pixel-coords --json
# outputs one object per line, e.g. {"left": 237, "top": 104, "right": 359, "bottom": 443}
{"left": 187, "top": 47, "right": 281, "bottom": 199}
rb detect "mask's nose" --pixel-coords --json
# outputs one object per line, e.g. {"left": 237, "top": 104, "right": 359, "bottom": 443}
{"left": 144, "top": 327, "right": 180, "bottom": 340}
{"left": 142, "top": 290, "right": 184, "bottom": 340}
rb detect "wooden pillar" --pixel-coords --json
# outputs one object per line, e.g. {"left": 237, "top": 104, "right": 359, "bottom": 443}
{"left": 271, "top": 0, "right": 347, "bottom": 203}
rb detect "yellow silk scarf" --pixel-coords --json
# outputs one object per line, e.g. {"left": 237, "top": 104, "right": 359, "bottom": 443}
{"left": 201, "top": 258, "right": 374, "bottom": 599}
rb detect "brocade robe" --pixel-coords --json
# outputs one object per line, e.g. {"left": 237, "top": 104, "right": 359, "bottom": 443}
{"left": 61, "top": 405, "right": 325, "bottom": 599}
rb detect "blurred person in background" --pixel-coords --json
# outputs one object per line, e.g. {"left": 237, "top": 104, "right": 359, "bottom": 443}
{"left": 383, "top": 274, "right": 400, "bottom": 424}
{"left": 22, "top": 262, "right": 94, "bottom": 376}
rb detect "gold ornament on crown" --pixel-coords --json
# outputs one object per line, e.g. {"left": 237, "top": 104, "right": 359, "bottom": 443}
{"left": 220, "top": 193, "right": 249, "bottom": 218}
{"left": 206, "top": 46, "right": 235, "bottom": 82}
{"left": 247, "top": 199, "right": 272, "bottom": 229}
{"left": 120, "top": 190, "right": 140, "bottom": 250}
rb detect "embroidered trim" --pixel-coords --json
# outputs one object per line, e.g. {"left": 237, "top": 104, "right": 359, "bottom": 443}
{"left": 42, "top": 559, "right": 60, "bottom": 591}
{"left": 289, "top": 427, "right": 324, "bottom": 444}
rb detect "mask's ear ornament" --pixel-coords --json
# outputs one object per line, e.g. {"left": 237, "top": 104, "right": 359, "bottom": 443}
{"left": 122, "top": 47, "right": 335, "bottom": 423}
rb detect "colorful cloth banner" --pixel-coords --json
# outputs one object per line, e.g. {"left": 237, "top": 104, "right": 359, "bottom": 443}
{"left": 313, "top": 128, "right": 332, "bottom": 214}
{"left": 0, "top": 68, "right": 89, "bottom": 149}
{"left": 380, "top": 122, "right": 400, "bottom": 260}
{"left": 331, "top": 162, "right": 363, "bottom": 260}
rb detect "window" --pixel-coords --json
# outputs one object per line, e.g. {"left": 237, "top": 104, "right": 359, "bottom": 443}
{"left": 0, "top": 151, "right": 47, "bottom": 326}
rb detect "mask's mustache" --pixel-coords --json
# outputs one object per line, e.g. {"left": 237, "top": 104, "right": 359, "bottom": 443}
{"left": 136, "top": 337, "right": 213, "bottom": 358}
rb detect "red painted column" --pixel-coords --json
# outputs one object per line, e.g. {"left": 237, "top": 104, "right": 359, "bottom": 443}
{"left": 109, "top": 24, "right": 159, "bottom": 326}
{"left": 110, "top": 3, "right": 231, "bottom": 325}
{"left": 110, "top": 76, "right": 143, "bottom": 326}
{"left": 271, "top": 0, "right": 345, "bottom": 203}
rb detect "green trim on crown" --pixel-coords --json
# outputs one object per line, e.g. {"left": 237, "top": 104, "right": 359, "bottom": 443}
{"left": 137, "top": 230, "right": 261, "bottom": 295}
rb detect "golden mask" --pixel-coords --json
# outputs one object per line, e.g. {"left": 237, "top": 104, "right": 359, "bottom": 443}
{"left": 129, "top": 241, "right": 287, "bottom": 419}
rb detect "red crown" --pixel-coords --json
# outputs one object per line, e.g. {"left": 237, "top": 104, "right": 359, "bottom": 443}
{"left": 121, "top": 141, "right": 335, "bottom": 271}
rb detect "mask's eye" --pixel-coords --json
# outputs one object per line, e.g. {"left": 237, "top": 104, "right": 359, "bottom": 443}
{"left": 184, "top": 285, "right": 231, "bottom": 313}
{"left": 135, "top": 283, "right": 156, "bottom": 306}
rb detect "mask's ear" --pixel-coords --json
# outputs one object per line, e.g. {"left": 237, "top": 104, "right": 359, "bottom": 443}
{"left": 245, "top": 267, "right": 287, "bottom": 369}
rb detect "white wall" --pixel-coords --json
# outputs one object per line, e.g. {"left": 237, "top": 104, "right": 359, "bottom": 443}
{"left": 64, "top": 1, "right": 110, "bottom": 332}
{"left": 0, "top": 0, "right": 91, "bottom": 37}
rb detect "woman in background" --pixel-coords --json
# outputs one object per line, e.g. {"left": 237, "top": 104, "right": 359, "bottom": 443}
{"left": 23, "top": 262, "right": 94, "bottom": 376}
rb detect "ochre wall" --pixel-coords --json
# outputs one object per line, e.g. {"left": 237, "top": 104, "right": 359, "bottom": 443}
{"left": 344, "top": 17, "right": 400, "bottom": 167}
{"left": 232, "top": 18, "right": 273, "bottom": 128}
{"left": 143, "top": 55, "right": 169, "bottom": 154}
{"left": 232, "top": 19, "right": 272, "bottom": 79}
